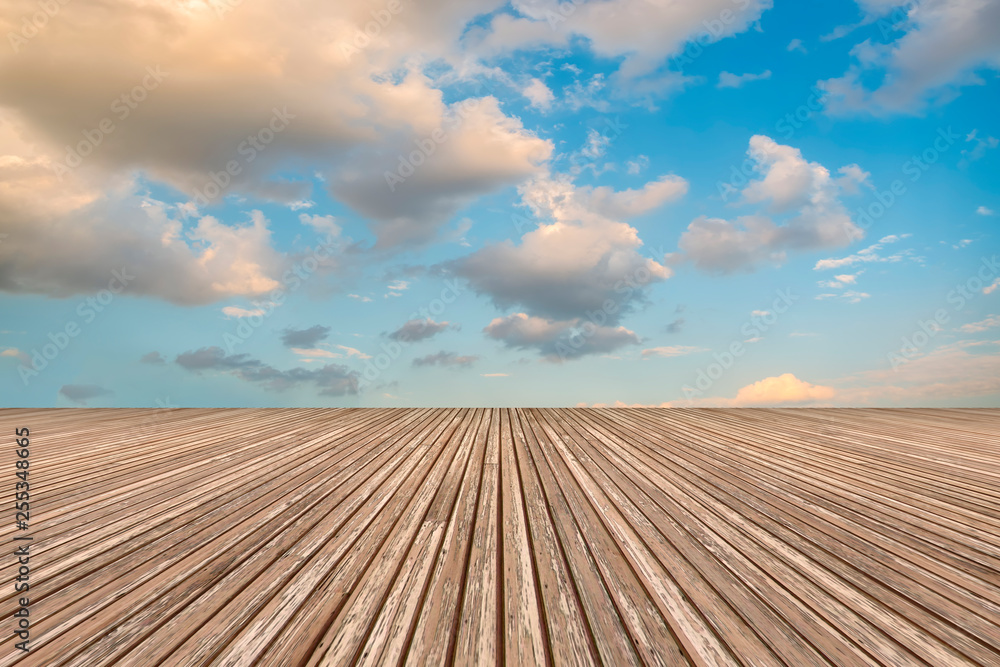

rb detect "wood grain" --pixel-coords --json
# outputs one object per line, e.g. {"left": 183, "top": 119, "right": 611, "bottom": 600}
{"left": 0, "top": 407, "right": 997, "bottom": 666}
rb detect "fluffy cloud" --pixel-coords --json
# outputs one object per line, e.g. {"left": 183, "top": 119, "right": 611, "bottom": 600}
{"left": 730, "top": 373, "right": 836, "bottom": 405}
{"left": 331, "top": 96, "right": 552, "bottom": 246}
{"left": 0, "top": 0, "right": 563, "bottom": 299}
{"left": 820, "top": 0, "right": 1000, "bottom": 115}
{"left": 388, "top": 318, "right": 455, "bottom": 342}
{"left": 484, "top": 312, "right": 640, "bottom": 360}
{"left": 471, "top": 0, "right": 772, "bottom": 91}
{"left": 673, "top": 136, "right": 866, "bottom": 273}
{"left": 522, "top": 78, "right": 555, "bottom": 109}
{"left": 451, "top": 174, "right": 679, "bottom": 322}
{"left": 412, "top": 351, "right": 478, "bottom": 367}
{"left": 175, "top": 346, "right": 358, "bottom": 395}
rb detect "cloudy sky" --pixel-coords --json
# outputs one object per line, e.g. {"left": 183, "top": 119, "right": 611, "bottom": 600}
{"left": 1, "top": 0, "right": 998, "bottom": 407}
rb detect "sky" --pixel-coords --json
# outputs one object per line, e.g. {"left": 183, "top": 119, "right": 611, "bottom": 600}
{"left": 0, "top": 0, "right": 998, "bottom": 408}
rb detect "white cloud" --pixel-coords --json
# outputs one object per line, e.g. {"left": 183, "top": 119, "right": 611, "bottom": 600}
{"left": 985, "top": 278, "right": 1000, "bottom": 295}
{"left": 716, "top": 70, "right": 772, "bottom": 89}
{"left": 522, "top": 78, "right": 554, "bottom": 110}
{"left": 960, "top": 129, "right": 999, "bottom": 167}
{"left": 222, "top": 306, "right": 268, "bottom": 319}
{"left": 665, "top": 373, "right": 836, "bottom": 407}
{"left": 451, "top": 173, "right": 678, "bottom": 322}
{"left": 813, "top": 234, "right": 912, "bottom": 270}
{"left": 673, "top": 135, "right": 865, "bottom": 273}
{"left": 471, "top": 0, "right": 772, "bottom": 95}
{"left": 977, "top": 206, "right": 995, "bottom": 216}
{"left": 821, "top": 0, "right": 1000, "bottom": 115}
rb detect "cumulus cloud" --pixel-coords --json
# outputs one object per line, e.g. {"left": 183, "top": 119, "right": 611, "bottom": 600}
{"left": 471, "top": 0, "right": 772, "bottom": 93}
{"left": 0, "top": 0, "right": 569, "bottom": 298}
{"left": 59, "top": 384, "right": 114, "bottom": 405}
{"left": 175, "top": 346, "right": 358, "bottom": 395}
{"left": 977, "top": 206, "right": 995, "bottom": 216}
{"left": 412, "top": 351, "right": 479, "bottom": 367}
{"left": 280, "top": 325, "right": 331, "bottom": 348}
{"left": 484, "top": 312, "right": 640, "bottom": 360}
{"left": 730, "top": 373, "right": 836, "bottom": 405}
{"left": 451, "top": 174, "right": 679, "bottom": 322}
{"left": 820, "top": 0, "right": 1000, "bottom": 115}
{"left": 672, "top": 136, "right": 866, "bottom": 273}
{"left": 388, "top": 318, "right": 455, "bottom": 342}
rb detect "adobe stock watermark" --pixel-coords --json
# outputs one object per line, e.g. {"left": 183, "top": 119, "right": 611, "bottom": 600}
{"left": 18, "top": 267, "right": 135, "bottom": 386}
{"left": 7, "top": 0, "right": 71, "bottom": 54}
{"left": 383, "top": 80, "right": 503, "bottom": 193}
{"left": 681, "top": 288, "right": 798, "bottom": 399}
{"left": 850, "top": 126, "right": 959, "bottom": 238}
{"left": 357, "top": 280, "right": 465, "bottom": 391}
{"left": 190, "top": 107, "right": 295, "bottom": 208}
{"left": 223, "top": 231, "right": 339, "bottom": 353}
{"left": 511, "top": 115, "right": 627, "bottom": 235}
{"left": 53, "top": 66, "right": 168, "bottom": 177}
{"left": 338, "top": 0, "right": 405, "bottom": 62}
{"left": 887, "top": 255, "right": 1000, "bottom": 369}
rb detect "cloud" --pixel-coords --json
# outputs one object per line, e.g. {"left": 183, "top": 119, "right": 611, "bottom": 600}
{"left": 59, "top": 384, "right": 113, "bottom": 405}
{"left": 730, "top": 373, "right": 835, "bottom": 406}
{"left": 331, "top": 95, "right": 553, "bottom": 247}
{"left": 787, "top": 38, "right": 807, "bottom": 53}
{"left": 665, "top": 317, "right": 685, "bottom": 334}
{"left": 672, "top": 136, "right": 865, "bottom": 273}
{"left": 388, "top": 318, "right": 455, "bottom": 342}
{"left": 813, "top": 234, "right": 912, "bottom": 270}
{"left": 640, "top": 345, "right": 706, "bottom": 358}
{"left": 412, "top": 351, "right": 478, "bottom": 367}
{"left": 820, "top": 0, "right": 1000, "bottom": 115}
{"left": 985, "top": 278, "right": 1000, "bottom": 295}
{"left": 837, "top": 340, "right": 1000, "bottom": 404}
{"left": 291, "top": 348, "right": 342, "bottom": 359}
{"left": 522, "top": 78, "right": 554, "bottom": 109}
{"left": 958, "top": 315, "right": 1000, "bottom": 333}
{"left": 815, "top": 290, "right": 871, "bottom": 303}
{"left": 140, "top": 351, "right": 165, "bottom": 364}
{"left": 280, "top": 325, "right": 331, "bottom": 348}
{"left": 481, "top": 373, "right": 509, "bottom": 377}
{"left": 625, "top": 155, "right": 650, "bottom": 175}
{"left": 222, "top": 306, "right": 268, "bottom": 319}
{"left": 450, "top": 174, "right": 678, "bottom": 322}
{"left": 484, "top": 312, "right": 640, "bottom": 360}
{"left": 0, "top": 347, "right": 30, "bottom": 366}
{"left": 977, "top": 206, "right": 995, "bottom": 216}
{"left": 960, "top": 129, "right": 999, "bottom": 167}
{"left": 716, "top": 70, "right": 772, "bottom": 89}
{"left": 472, "top": 0, "right": 772, "bottom": 95}
{"left": 175, "top": 346, "right": 358, "bottom": 395}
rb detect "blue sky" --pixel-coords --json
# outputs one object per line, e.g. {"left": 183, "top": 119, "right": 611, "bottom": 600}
{"left": 1, "top": 0, "right": 998, "bottom": 407}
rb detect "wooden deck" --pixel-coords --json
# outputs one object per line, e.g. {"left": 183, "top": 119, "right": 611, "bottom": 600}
{"left": 1, "top": 408, "right": 998, "bottom": 666}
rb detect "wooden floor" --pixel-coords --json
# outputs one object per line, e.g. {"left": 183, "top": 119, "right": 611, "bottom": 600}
{"left": 0, "top": 408, "right": 998, "bottom": 666}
